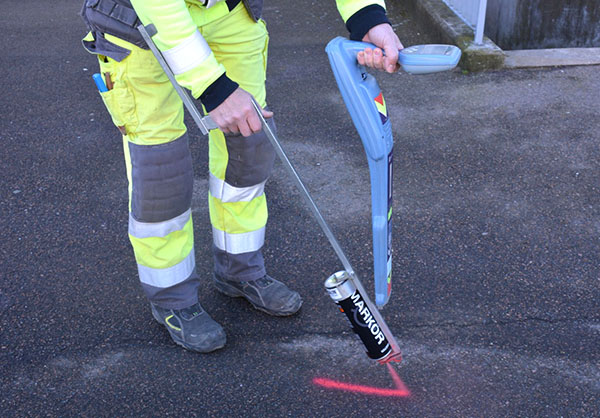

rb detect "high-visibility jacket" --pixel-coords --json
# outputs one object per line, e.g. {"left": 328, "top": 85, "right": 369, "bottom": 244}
{"left": 82, "top": 0, "right": 389, "bottom": 111}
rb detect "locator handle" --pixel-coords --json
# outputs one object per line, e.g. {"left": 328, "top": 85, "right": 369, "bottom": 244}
{"left": 337, "top": 38, "right": 462, "bottom": 74}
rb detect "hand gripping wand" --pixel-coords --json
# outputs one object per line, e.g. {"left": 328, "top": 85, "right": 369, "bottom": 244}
{"left": 138, "top": 23, "right": 459, "bottom": 364}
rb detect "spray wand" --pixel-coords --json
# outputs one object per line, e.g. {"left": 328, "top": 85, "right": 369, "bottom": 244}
{"left": 136, "top": 23, "right": 460, "bottom": 365}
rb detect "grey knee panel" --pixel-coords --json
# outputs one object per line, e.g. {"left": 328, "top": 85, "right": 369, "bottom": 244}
{"left": 224, "top": 117, "right": 276, "bottom": 188}
{"left": 129, "top": 133, "right": 193, "bottom": 222}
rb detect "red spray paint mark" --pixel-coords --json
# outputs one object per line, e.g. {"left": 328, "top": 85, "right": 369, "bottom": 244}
{"left": 313, "top": 363, "right": 410, "bottom": 397}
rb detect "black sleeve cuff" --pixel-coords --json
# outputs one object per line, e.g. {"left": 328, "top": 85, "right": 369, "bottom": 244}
{"left": 198, "top": 73, "right": 239, "bottom": 112}
{"left": 345, "top": 5, "right": 391, "bottom": 41}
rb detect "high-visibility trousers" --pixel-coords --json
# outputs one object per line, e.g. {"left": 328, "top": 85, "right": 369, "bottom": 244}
{"left": 94, "top": 3, "right": 275, "bottom": 309}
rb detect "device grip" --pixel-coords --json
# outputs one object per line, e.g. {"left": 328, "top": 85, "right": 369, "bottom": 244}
{"left": 336, "top": 38, "right": 461, "bottom": 74}
{"left": 335, "top": 40, "right": 403, "bottom": 66}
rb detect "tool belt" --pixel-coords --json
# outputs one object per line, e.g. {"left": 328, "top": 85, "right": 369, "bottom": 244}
{"left": 80, "top": 0, "right": 263, "bottom": 60}
{"left": 80, "top": 0, "right": 147, "bottom": 50}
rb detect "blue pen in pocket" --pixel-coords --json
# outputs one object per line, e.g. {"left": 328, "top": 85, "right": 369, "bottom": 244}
{"left": 92, "top": 73, "right": 108, "bottom": 92}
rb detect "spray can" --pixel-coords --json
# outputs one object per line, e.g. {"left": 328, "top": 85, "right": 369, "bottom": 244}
{"left": 325, "top": 271, "right": 394, "bottom": 362}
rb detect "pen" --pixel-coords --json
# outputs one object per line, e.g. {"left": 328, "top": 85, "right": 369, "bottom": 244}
{"left": 92, "top": 73, "right": 108, "bottom": 92}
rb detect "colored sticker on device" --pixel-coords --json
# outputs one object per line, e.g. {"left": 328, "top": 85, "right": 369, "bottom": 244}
{"left": 374, "top": 92, "right": 388, "bottom": 125}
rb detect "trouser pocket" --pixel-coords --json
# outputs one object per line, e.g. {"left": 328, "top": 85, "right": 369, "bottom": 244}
{"left": 97, "top": 55, "right": 138, "bottom": 135}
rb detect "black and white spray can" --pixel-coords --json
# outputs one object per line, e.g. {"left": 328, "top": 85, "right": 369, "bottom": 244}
{"left": 325, "top": 271, "right": 394, "bottom": 362}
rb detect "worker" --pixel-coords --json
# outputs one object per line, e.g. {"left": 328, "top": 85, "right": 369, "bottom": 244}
{"left": 80, "top": 0, "right": 403, "bottom": 353}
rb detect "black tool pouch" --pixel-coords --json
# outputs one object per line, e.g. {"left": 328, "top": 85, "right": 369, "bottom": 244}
{"left": 80, "top": 0, "right": 148, "bottom": 50}
{"left": 242, "top": 0, "right": 264, "bottom": 22}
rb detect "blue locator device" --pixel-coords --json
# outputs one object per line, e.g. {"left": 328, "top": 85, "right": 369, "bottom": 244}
{"left": 326, "top": 38, "right": 395, "bottom": 307}
{"left": 326, "top": 37, "right": 460, "bottom": 307}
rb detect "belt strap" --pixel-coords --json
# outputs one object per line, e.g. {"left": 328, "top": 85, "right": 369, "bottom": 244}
{"left": 95, "top": 0, "right": 139, "bottom": 27}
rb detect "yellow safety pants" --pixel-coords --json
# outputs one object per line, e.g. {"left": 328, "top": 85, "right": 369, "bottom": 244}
{"left": 94, "top": 3, "right": 274, "bottom": 308}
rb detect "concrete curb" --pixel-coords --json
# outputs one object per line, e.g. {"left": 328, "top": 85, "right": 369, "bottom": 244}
{"left": 504, "top": 47, "right": 600, "bottom": 68}
{"left": 401, "top": 0, "right": 504, "bottom": 72}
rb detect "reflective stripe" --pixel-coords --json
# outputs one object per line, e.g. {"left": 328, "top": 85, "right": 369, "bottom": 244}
{"left": 162, "top": 30, "right": 212, "bottom": 75}
{"left": 205, "top": 0, "right": 226, "bottom": 8}
{"left": 209, "top": 173, "right": 266, "bottom": 203}
{"left": 212, "top": 226, "right": 265, "bottom": 254}
{"left": 138, "top": 249, "right": 195, "bottom": 288}
{"left": 129, "top": 218, "right": 194, "bottom": 269}
{"left": 129, "top": 209, "right": 192, "bottom": 239}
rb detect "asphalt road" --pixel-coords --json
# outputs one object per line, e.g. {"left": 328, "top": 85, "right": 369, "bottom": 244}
{"left": 1, "top": 0, "right": 599, "bottom": 416}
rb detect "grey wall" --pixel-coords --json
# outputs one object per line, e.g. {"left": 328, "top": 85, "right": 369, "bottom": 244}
{"left": 485, "top": 0, "right": 600, "bottom": 50}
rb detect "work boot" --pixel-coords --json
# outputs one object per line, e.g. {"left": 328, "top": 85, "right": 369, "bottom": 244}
{"left": 212, "top": 274, "right": 303, "bottom": 316}
{"left": 151, "top": 302, "right": 226, "bottom": 353}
